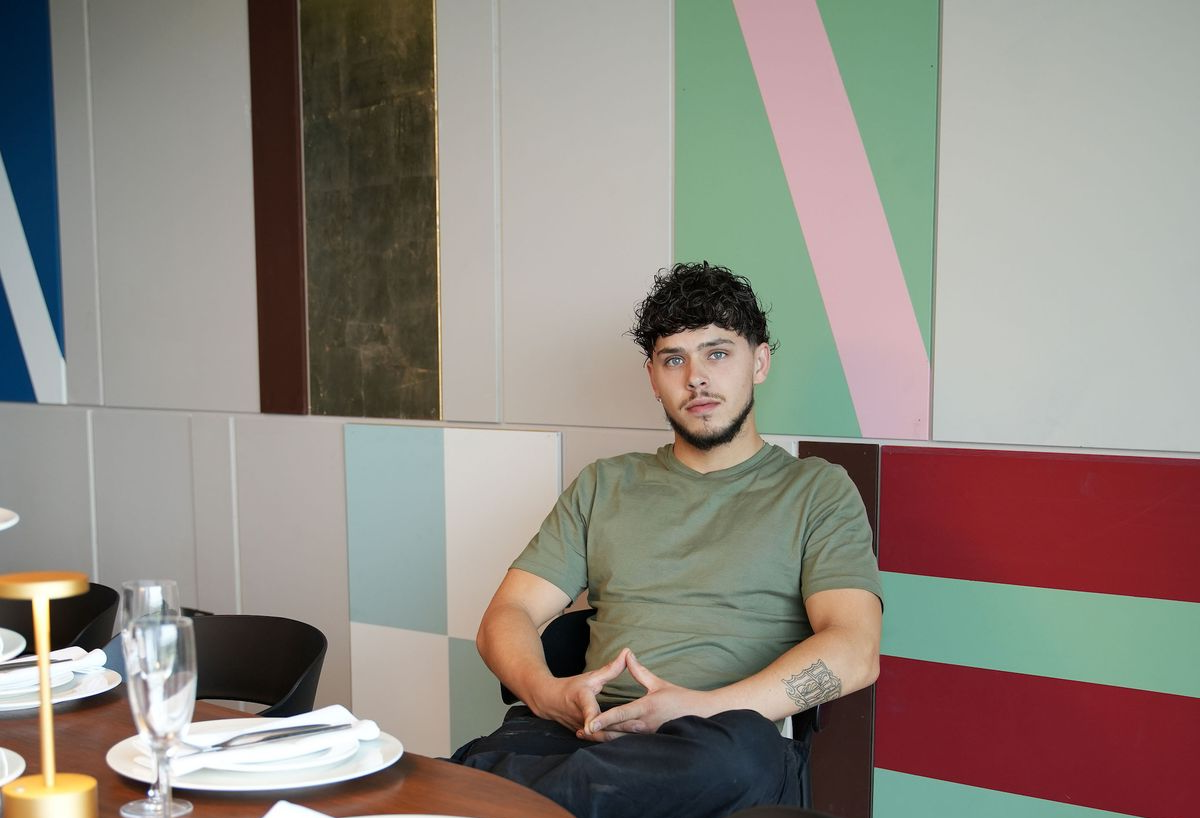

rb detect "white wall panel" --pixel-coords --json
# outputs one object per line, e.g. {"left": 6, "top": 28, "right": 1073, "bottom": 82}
{"left": 93, "top": 409, "right": 197, "bottom": 600}
{"left": 351, "top": 622, "right": 450, "bottom": 757}
{"left": 50, "top": 0, "right": 102, "bottom": 406}
{"left": 87, "top": 0, "right": 259, "bottom": 412}
{"left": 443, "top": 428, "right": 560, "bottom": 640}
{"left": 0, "top": 403, "right": 94, "bottom": 574}
{"left": 934, "top": 0, "right": 1200, "bottom": 452}
{"left": 438, "top": 0, "right": 500, "bottom": 423}
{"left": 191, "top": 414, "right": 238, "bottom": 614}
{"left": 498, "top": 0, "right": 672, "bottom": 429}
{"left": 234, "top": 415, "right": 350, "bottom": 708}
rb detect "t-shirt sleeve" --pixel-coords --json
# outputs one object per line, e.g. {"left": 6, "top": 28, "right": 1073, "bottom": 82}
{"left": 510, "top": 465, "right": 593, "bottom": 601}
{"left": 799, "top": 464, "right": 884, "bottom": 607}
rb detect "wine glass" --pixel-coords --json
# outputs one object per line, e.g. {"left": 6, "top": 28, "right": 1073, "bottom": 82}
{"left": 119, "top": 579, "right": 183, "bottom": 817}
{"left": 120, "top": 579, "right": 181, "bottom": 632}
{"left": 122, "top": 615, "right": 196, "bottom": 818}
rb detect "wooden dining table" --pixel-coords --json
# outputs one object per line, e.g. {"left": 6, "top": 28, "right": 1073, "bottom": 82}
{"left": 0, "top": 686, "right": 572, "bottom": 817}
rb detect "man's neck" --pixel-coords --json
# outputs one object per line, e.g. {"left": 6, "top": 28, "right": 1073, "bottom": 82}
{"left": 672, "top": 427, "right": 766, "bottom": 474}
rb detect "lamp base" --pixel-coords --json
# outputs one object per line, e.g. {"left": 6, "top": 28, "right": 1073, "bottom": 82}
{"left": 2, "top": 772, "right": 98, "bottom": 818}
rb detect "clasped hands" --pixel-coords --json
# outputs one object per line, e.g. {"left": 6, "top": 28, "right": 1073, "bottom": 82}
{"left": 527, "top": 647, "right": 714, "bottom": 742}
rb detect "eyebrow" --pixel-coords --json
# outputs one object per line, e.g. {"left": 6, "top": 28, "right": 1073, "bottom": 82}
{"left": 654, "top": 338, "right": 736, "bottom": 357}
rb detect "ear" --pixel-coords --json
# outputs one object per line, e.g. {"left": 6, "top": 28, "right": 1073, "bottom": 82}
{"left": 752, "top": 342, "right": 771, "bottom": 385}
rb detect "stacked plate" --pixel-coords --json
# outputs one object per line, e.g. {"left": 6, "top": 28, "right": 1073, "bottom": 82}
{"left": 0, "top": 646, "right": 122, "bottom": 712}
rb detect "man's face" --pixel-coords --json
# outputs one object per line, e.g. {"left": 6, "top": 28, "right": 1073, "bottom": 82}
{"left": 646, "top": 325, "right": 770, "bottom": 452}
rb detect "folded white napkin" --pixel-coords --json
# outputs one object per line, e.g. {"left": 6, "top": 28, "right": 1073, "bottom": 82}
{"left": 162, "top": 704, "right": 380, "bottom": 777}
{"left": 261, "top": 802, "right": 330, "bottom": 818}
{"left": 0, "top": 647, "right": 106, "bottom": 688}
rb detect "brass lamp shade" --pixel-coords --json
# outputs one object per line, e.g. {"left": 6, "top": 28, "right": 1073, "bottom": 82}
{"left": 0, "top": 571, "right": 97, "bottom": 818}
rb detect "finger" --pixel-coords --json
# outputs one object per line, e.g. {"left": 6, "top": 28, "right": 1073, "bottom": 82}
{"left": 589, "top": 648, "right": 630, "bottom": 686}
{"left": 587, "top": 701, "right": 641, "bottom": 736}
{"left": 624, "top": 651, "right": 663, "bottom": 691}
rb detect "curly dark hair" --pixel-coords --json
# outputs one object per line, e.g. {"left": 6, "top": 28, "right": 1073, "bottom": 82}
{"left": 629, "top": 262, "right": 777, "bottom": 359}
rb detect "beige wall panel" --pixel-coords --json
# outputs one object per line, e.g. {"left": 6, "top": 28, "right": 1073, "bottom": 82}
{"left": 92, "top": 409, "right": 198, "bottom": 602}
{"left": 0, "top": 403, "right": 94, "bottom": 574}
{"left": 561, "top": 427, "right": 672, "bottom": 486}
{"left": 234, "top": 415, "right": 350, "bottom": 708}
{"left": 50, "top": 0, "right": 102, "bottom": 406}
{"left": 934, "top": 0, "right": 1200, "bottom": 452}
{"left": 191, "top": 414, "right": 239, "bottom": 614}
{"left": 351, "top": 623, "right": 450, "bottom": 757}
{"left": 87, "top": 0, "right": 259, "bottom": 412}
{"left": 498, "top": 0, "right": 672, "bottom": 428}
{"left": 437, "top": 0, "right": 499, "bottom": 423}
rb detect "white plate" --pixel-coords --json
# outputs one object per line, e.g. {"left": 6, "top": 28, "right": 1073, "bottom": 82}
{"left": 0, "top": 669, "right": 121, "bottom": 713}
{"left": 107, "top": 717, "right": 404, "bottom": 792}
{"left": 0, "top": 507, "right": 17, "bottom": 532}
{"left": 0, "top": 628, "right": 26, "bottom": 663}
{"left": 0, "top": 665, "right": 75, "bottom": 696}
{"left": 0, "top": 747, "right": 26, "bottom": 787}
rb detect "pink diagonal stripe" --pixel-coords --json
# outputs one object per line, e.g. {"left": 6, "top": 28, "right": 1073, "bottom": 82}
{"left": 734, "top": 0, "right": 929, "bottom": 439}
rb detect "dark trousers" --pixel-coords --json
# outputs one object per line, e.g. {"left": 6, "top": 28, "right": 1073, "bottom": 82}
{"left": 448, "top": 706, "right": 807, "bottom": 818}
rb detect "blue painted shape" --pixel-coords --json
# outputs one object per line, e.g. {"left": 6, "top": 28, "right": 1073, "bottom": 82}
{"left": 345, "top": 424, "right": 448, "bottom": 634}
{"left": 0, "top": 283, "right": 35, "bottom": 401}
{"left": 0, "top": 0, "right": 63, "bottom": 346}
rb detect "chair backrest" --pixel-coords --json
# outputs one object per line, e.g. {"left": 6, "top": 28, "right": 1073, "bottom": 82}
{"left": 192, "top": 614, "right": 327, "bottom": 717}
{"left": 0, "top": 582, "right": 119, "bottom": 651}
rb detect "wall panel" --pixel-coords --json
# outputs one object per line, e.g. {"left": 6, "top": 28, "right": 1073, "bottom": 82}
{"left": 934, "top": 0, "right": 1200, "bottom": 452}
{"left": 88, "top": 0, "right": 259, "bottom": 412}
{"left": 92, "top": 409, "right": 197, "bottom": 600}
{"left": 875, "top": 445, "right": 1200, "bottom": 818}
{"left": 0, "top": 403, "right": 93, "bottom": 574}
{"left": 498, "top": 0, "right": 672, "bottom": 429}
{"left": 235, "top": 415, "right": 351, "bottom": 708}
{"left": 190, "top": 414, "right": 239, "bottom": 614}
{"left": 438, "top": 0, "right": 500, "bottom": 423}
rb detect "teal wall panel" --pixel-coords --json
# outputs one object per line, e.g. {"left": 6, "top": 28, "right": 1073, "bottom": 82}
{"left": 346, "top": 424, "right": 447, "bottom": 633}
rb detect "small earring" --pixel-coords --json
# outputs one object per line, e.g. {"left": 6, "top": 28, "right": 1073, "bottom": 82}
{"left": 655, "top": 396, "right": 661, "bottom": 402}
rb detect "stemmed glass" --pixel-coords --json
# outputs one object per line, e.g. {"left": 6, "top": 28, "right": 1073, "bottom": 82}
{"left": 119, "top": 579, "right": 182, "bottom": 632}
{"left": 122, "top": 615, "right": 197, "bottom": 818}
{"left": 118, "top": 580, "right": 187, "bottom": 818}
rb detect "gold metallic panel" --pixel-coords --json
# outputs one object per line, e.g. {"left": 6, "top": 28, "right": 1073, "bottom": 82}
{"left": 301, "top": 0, "right": 440, "bottom": 419}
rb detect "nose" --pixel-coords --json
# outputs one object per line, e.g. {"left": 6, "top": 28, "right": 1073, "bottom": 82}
{"left": 686, "top": 363, "right": 708, "bottom": 390}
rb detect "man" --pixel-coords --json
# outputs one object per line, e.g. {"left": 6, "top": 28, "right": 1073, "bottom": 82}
{"left": 451, "top": 262, "right": 883, "bottom": 818}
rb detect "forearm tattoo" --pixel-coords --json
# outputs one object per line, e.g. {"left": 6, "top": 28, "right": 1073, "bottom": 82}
{"left": 782, "top": 660, "right": 843, "bottom": 709}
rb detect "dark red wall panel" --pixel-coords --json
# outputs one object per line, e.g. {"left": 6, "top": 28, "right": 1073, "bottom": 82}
{"left": 879, "top": 447, "right": 1200, "bottom": 602}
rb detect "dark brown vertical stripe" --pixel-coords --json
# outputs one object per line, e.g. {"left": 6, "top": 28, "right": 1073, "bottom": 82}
{"left": 248, "top": 0, "right": 309, "bottom": 414}
{"left": 795, "top": 441, "right": 879, "bottom": 818}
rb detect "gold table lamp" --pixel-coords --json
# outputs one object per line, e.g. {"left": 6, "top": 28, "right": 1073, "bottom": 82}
{"left": 0, "top": 571, "right": 98, "bottom": 818}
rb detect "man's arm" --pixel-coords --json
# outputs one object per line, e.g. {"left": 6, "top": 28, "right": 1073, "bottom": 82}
{"left": 583, "top": 588, "right": 881, "bottom": 739}
{"left": 477, "top": 568, "right": 630, "bottom": 733}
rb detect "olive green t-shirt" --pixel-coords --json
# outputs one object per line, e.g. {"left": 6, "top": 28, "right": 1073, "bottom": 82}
{"left": 512, "top": 443, "right": 883, "bottom": 705}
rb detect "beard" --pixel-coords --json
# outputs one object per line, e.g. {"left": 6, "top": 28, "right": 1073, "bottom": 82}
{"left": 665, "top": 393, "right": 754, "bottom": 452}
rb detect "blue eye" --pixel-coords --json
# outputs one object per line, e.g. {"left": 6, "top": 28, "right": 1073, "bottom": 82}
{"left": 710, "top": 350, "right": 727, "bottom": 360}
{"left": 666, "top": 356, "right": 684, "bottom": 367}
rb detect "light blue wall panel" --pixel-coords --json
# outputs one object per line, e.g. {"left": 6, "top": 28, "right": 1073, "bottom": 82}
{"left": 346, "top": 424, "right": 447, "bottom": 634}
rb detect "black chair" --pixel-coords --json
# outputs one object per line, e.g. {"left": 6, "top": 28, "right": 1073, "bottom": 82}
{"left": 105, "top": 614, "right": 327, "bottom": 717}
{"left": 500, "top": 608, "right": 823, "bottom": 808}
{"left": 0, "top": 581, "right": 118, "bottom": 651}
